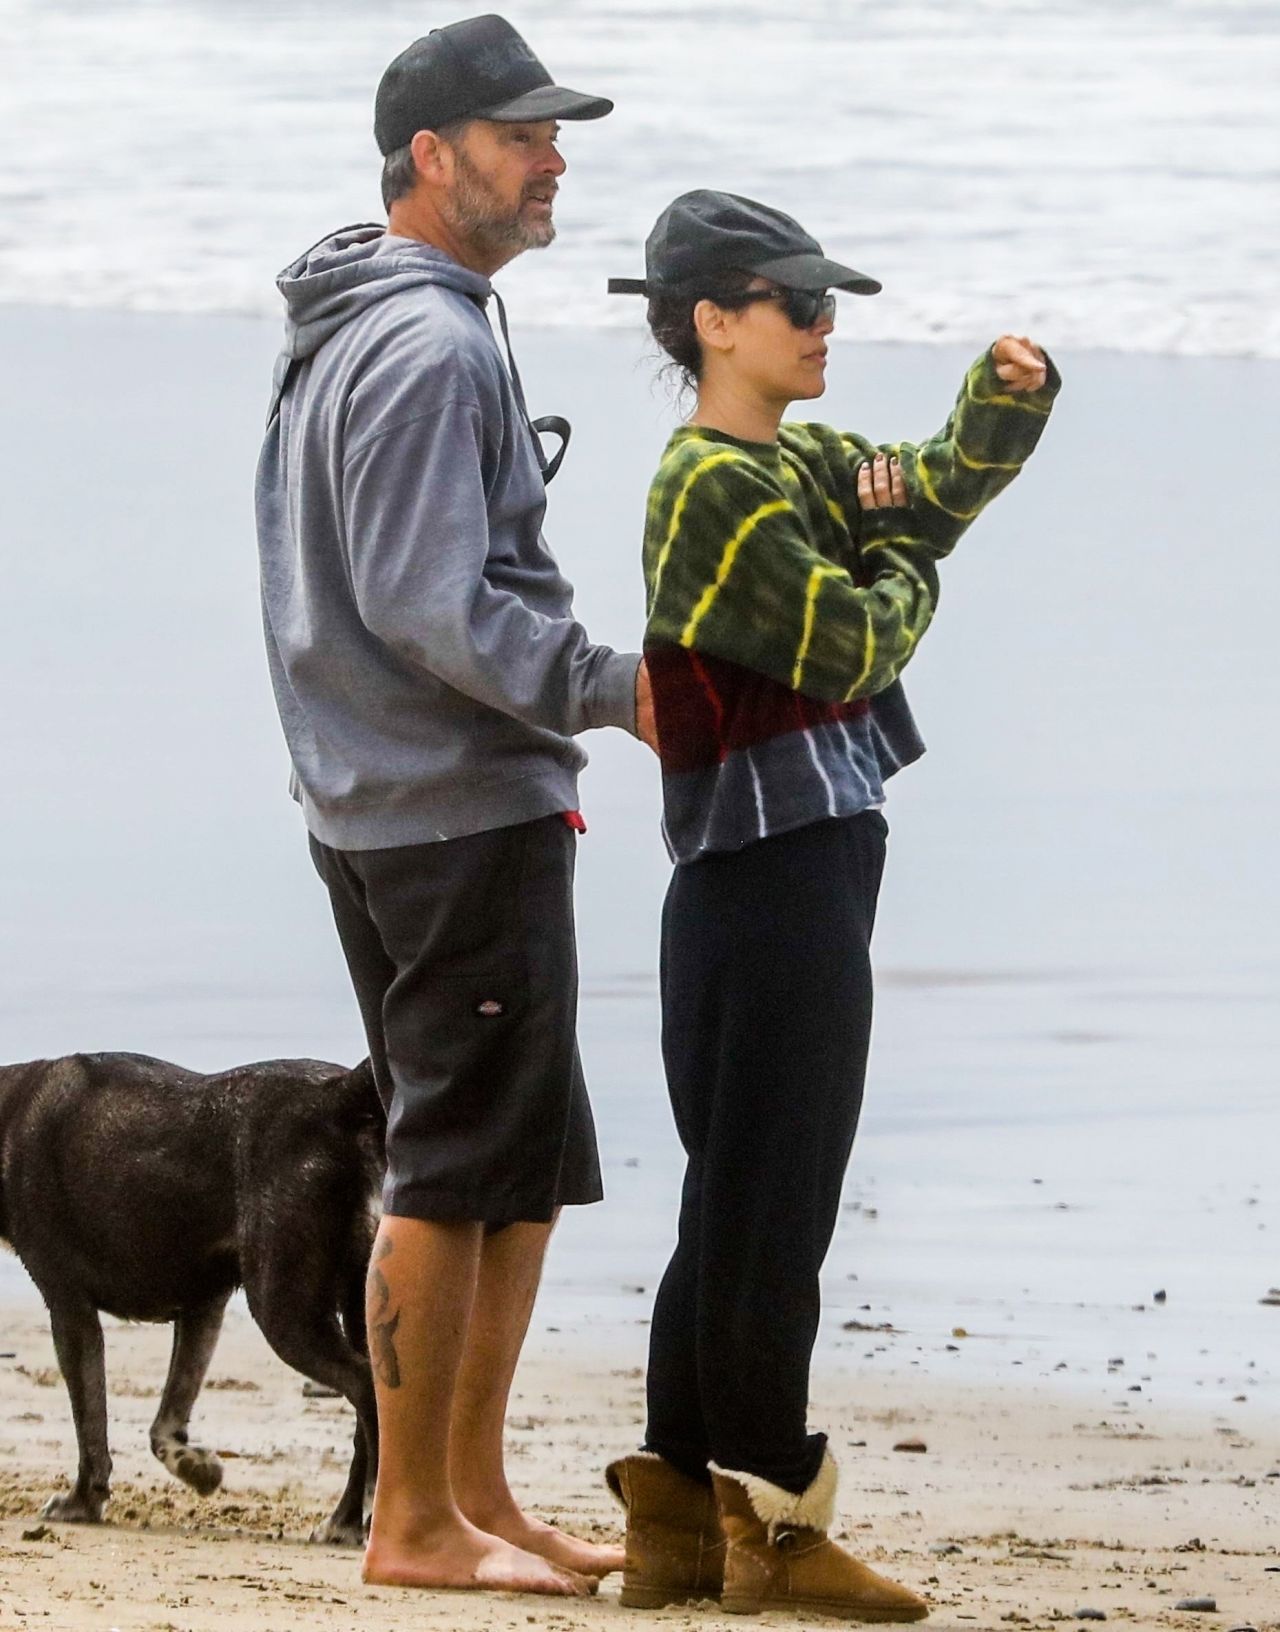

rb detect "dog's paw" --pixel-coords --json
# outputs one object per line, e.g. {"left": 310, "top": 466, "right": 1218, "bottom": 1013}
{"left": 179, "top": 1449, "right": 225, "bottom": 1494}
{"left": 309, "top": 1513, "right": 366, "bottom": 1547}
{"left": 153, "top": 1437, "right": 224, "bottom": 1497}
{"left": 41, "top": 1490, "right": 104, "bottom": 1525}
{"left": 176, "top": 1447, "right": 224, "bottom": 1498}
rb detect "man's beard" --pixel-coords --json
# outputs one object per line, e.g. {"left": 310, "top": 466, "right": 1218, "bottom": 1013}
{"left": 443, "top": 145, "right": 556, "bottom": 261}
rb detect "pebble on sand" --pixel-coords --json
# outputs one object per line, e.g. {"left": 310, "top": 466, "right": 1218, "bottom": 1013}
{"left": 1073, "top": 1609, "right": 1107, "bottom": 1622}
{"left": 893, "top": 1436, "right": 928, "bottom": 1453}
{"left": 1175, "top": 1598, "right": 1218, "bottom": 1612}
{"left": 1259, "top": 1288, "right": 1280, "bottom": 1306}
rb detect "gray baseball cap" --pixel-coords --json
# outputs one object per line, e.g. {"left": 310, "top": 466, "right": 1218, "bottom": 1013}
{"left": 375, "top": 14, "right": 613, "bottom": 155}
{"left": 609, "top": 189, "right": 880, "bottom": 296}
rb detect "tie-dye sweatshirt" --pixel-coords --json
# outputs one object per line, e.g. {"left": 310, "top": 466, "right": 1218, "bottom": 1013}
{"left": 643, "top": 345, "right": 1060, "bottom": 862}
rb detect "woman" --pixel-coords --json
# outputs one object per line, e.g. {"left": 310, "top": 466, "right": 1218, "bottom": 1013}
{"left": 604, "top": 190, "right": 1059, "bottom": 1622}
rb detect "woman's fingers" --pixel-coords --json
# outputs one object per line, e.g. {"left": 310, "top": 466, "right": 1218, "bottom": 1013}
{"left": 858, "top": 453, "right": 908, "bottom": 510}
{"left": 993, "top": 333, "right": 1048, "bottom": 392}
{"left": 857, "top": 454, "right": 889, "bottom": 507}
{"left": 996, "top": 361, "right": 1048, "bottom": 391}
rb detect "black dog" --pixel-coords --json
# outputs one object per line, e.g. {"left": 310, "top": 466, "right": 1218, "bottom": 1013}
{"left": 0, "top": 1051, "right": 384, "bottom": 1543}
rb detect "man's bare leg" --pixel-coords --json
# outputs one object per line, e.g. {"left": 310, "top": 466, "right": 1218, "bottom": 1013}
{"left": 450, "top": 1217, "right": 625, "bottom": 1579}
{"left": 361, "top": 1215, "right": 590, "bottom": 1595}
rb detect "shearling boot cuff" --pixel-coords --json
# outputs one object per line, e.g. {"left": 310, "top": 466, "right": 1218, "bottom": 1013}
{"left": 709, "top": 1448, "right": 838, "bottom": 1543}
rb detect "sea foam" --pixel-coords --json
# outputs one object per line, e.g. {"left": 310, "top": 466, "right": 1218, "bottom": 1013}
{"left": 0, "top": 0, "right": 1276, "bottom": 357}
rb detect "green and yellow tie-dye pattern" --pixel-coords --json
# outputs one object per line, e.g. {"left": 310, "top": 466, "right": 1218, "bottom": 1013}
{"left": 643, "top": 346, "right": 1060, "bottom": 704}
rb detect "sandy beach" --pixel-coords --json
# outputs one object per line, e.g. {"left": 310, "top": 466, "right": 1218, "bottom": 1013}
{"left": 2, "top": 0, "right": 1279, "bottom": 1621}
{"left": 2, "top": 308, "right": 1278, "bottom": 1626}
{"left": 1, "top": 1300, "right": 1277, "bottom": 1630}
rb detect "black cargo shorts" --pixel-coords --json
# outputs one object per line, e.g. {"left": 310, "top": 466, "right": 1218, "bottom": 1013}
{"left": 309, "top": 814, "right": 602, "bottom": 1225}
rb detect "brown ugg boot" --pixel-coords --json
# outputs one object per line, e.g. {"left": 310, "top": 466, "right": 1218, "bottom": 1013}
{"left": 710, "top": 1452, "right": 929, "bottom": 1622}
{"left": 605, "top": 1451, "right": 726, "bottom": 1609}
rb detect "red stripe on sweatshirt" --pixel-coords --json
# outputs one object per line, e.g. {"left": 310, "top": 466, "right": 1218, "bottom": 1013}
{"left": 646, "top": 642, "right": 869, "bottom": 774}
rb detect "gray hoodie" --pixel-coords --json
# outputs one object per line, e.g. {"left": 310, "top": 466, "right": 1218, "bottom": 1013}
{"left": 255, "top": 225, "right": 639, "bottom": 850}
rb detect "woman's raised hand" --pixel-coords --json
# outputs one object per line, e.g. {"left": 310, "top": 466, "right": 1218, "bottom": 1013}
{"left": 856, "top": 452, "right": 907, "bottom": 510}
{"left": 992, "top": 334, "right": 1048, "bottom": 393}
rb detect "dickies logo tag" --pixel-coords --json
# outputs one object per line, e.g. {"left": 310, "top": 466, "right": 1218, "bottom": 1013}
{"left": 476, "top": 998, "right": 506, "bottom": 1018}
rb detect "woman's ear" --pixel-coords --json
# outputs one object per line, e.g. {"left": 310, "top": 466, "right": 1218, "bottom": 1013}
{"left": 693, "top": 298, "right": 735, "bottom": 357}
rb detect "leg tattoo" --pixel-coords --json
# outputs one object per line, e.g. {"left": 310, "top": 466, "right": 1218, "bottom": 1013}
{"left": 369, "top": 1238, "right": 403, "bottom": 1389}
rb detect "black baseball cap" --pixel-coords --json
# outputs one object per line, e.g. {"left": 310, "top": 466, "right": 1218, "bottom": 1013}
{"left": 375, "top": 14, "right": 613, "bottom": 155}
{"left": 608, "top": 190, "right": 880, "bottom": 297}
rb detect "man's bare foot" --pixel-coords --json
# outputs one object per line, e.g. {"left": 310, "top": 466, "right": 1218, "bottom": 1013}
{"left": 466, "top": 1503, "right": 625, "bottom": 1580}
{"left": 363, "top": 1514, "right": 594, "bottom": 1595}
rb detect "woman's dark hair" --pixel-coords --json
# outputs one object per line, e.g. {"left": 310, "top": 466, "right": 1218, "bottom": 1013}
{"left": 647, "top": 268, "right": 758, "bottom": 395}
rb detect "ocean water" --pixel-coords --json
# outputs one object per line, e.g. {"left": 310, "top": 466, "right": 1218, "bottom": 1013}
{"left": 0, "top": 305, "right": 1277, "bottom": 1413}
{"left": 1, "top": 0, "right": 1277, "bottom": 1421}
{"left": 1, "top": 0, "right": 1278, "bottom": 356}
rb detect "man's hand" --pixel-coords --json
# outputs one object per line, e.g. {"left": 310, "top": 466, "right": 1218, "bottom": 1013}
{"left": 635, "top": 659, "right": 658, "bottom": 753}
{"left": 992, "top": 334, "right": 1048, "bottom": 393}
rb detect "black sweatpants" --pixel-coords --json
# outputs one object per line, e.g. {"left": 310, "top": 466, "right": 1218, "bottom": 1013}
{"left": 644, "top": 810, "right": 887, "bottom": 1494}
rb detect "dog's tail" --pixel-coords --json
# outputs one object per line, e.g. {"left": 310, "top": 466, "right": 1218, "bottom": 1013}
{"left": 330, "top": 1059, "right": 387, "bottom": 1199}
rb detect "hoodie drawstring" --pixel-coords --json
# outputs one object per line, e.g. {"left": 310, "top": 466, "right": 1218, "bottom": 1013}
{"left": 490, "top": 287, "right": 572, "bottom": 485}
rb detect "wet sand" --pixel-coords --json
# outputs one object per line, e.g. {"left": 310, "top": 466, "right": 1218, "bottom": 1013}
{"left": 1, "top": 1303, "right": 1277, "bottom": 1629}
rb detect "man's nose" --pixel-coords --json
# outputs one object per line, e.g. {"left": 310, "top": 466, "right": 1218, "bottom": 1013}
{"left": 540, "top": 144, "right": 567, "bottom": 177}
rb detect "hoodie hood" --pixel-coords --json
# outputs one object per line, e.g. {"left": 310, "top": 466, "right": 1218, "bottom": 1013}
{"left": 275, "top": 223, "right": 492, "bottom": 363}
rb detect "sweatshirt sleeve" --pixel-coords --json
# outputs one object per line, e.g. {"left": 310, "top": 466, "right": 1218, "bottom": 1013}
{"left": 342, "top": 394, "right": 639, "bottom": 736}
{"left": 840, "top": 345, "right": 1061, "bottom": 554}
{"left": 644, "top": 450, "right": 943, "bottom": 705}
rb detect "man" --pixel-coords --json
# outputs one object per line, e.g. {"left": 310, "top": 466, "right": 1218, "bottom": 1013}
{"left": 254, "top": 14, "right": 653, "bottom": 1599}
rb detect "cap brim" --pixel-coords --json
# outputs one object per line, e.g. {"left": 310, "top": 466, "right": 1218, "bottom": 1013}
{"left": 481, "top": 84, "right": 613, "bottom": 122}
{"left": 752, "top": 252, "right": 881, "bottom": 296}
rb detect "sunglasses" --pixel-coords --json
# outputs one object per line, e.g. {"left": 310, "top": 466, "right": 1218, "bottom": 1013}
{"left": 730, "top": 285, "right": 837, "bottom": 330}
